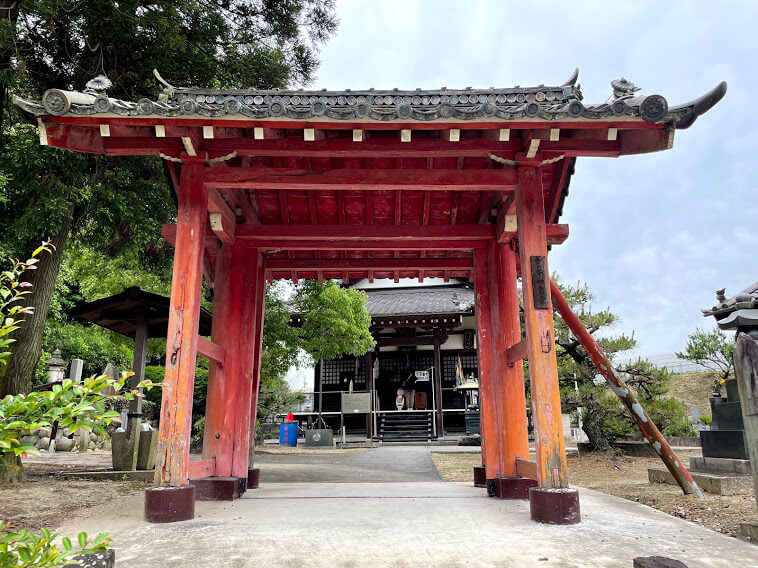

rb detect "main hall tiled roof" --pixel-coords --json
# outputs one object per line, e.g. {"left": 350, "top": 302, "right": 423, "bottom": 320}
{"left": 364, "top": 287, "right": 475, "bottom": 317}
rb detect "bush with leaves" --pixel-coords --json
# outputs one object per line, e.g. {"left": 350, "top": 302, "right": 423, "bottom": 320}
{"left": 0, "top": 522, "right": 110, "bottom": 568}
{"left": 676, "top": 328, "right": 734, "bottom": 394}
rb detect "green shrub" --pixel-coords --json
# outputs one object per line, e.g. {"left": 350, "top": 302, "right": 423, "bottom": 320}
{"left": 0, "top": 522, "right": 110, "bottom": 568}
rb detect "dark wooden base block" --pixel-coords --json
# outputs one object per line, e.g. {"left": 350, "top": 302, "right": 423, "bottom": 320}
{"left": 495, "top": 476, "right": 538, "bottom": 499}
{"left": 64, "top": 549, "right": 115, "bottom": 568}
{"left": 529, "top": 487, "right": 581, "bottom": 524}
{"left": 191, "top": 476, "right": 242, "bottom": 501}
{"left": 473, "top": 466, "right": 486, "bottom": 488}
{"left": 248, "top": 467, "right": 261, "bottom": 489}
{"left": 144, "top": 485, "right": 195, "bottom": 523}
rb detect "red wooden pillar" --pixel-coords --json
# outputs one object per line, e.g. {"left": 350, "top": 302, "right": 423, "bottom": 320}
{"left": 246, "top": 252, "right": 266, "bottom": 489}
{"left": 490, "top": 241, "right": 535, "bottom": 499}
{"left": 515, "top": 165, "right": 580, "bottom": 524}
{"left": 231, "top": 249, "right": 263, "bottom": 481}
{"left": 202, "top": 243, "right": 239, "bottom": 477}
{"left": 474, "top": 247, "right": 500, "bottom": 495}
{"left": 195, "top": 241, "right": 258, "bottom": 500}
{"left": 145, "top": 160, "right": 207, "bottom": 523}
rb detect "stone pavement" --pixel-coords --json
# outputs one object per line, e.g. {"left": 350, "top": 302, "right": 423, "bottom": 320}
{"left": 57, "top": 481, "right": 758, "bottom": 568}
{"left": 256, "top": 445, "right": 441, "bottom": 482}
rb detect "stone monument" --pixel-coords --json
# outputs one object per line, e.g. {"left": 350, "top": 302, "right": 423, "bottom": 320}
{"left": 702, "top": 283, "right": 758, "bottom": 541}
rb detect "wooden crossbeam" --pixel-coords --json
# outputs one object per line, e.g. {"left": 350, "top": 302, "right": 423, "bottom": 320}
{"left": 264, "top": 257, "right": 473, "bottom": 272}
{"left": 196, "top": 336, "right": 225, "bottom": 366}
{"left": 237, "top": 224, "right": 494, "bottom": 241}
{"left": 498, "top": 222, "right": 569, "bottom": 245}
{"left": 206, "top": 137, "right": 521, "bottom": 158}
{"left": 187, "top": 458, "right": 216, "bottom": 480}
{"left": 515, "top": 458, "right": 538, "bottom": 481}
{"left": 506, "top": 339, "right": 528, "bottom": 366}
{"left": 204, "top": 168, "right": 518, "bottom": 191}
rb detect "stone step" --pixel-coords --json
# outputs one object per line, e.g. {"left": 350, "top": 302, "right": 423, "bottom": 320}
{"left": 689, "top": 456, "right": 751, "bottom": 475}
{"left": 648, "top": 467, "right": 753, "bottom": 495}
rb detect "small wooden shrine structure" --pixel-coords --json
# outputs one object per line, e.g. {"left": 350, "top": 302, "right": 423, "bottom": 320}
{"left": 69, "top": 287, "right": 213, "bottom": 470}
{"left": 15, "top": 69, "right": 725, "bottom": 524}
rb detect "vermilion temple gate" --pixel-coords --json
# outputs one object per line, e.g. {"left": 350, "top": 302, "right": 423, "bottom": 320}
{"left": 15, "top": 70, "right": 725, "bottom": 525}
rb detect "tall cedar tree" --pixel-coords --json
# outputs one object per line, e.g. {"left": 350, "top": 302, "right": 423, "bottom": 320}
{"left": 0, "top": 1, "right": 337, "bottom": 395}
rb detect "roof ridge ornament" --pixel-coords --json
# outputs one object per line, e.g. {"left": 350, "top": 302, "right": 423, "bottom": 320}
{"left": 611, "top": 77, "right": 640, "bottom": 100}
{"left": 84, "top": 74, "right": 112, "bottom": 94}
{"left": 561, "top": 68, "right": 579, "bottom": 87}
{"left": 153, "top": 69, "right": 175, "bottom": 102}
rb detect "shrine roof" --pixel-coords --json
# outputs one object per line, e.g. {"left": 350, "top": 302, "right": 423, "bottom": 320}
{"left": 14, "top": 70, "right": 726, "bottom": 128}
{"left": 364, "top": 286, "right": 474, "bottom": 317}
{"left": 702, "top": 282, "right": 758, "bottom": 331}
{"left": 68, "top": 286, "right": 213, "bottom": 338}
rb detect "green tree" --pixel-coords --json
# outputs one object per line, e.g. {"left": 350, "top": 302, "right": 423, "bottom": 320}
{"left": 294, "top": 280, "right": 375, "bottom": 361}
{"left": 553, "top": 279, "right": 693, "bottom": 452}
{"left": 0, "top": 1, "right": 338, "bottom": 396}
{"left": 676, "top": 328, "right": 734, "bottom": 393}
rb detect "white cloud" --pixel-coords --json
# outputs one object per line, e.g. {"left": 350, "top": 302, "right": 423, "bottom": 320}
{"left": 315, "top": 0, "right": 758, "bottom": 355}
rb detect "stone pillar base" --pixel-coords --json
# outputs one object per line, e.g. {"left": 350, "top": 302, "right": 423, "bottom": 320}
{"left": 190, "top": 476, "right": 243, "bottom": 501}
{"left": 495, "top": 476, "right": 538, "bottom": 499}
{"left": 485, "top": 478, "right": 497, "bottom": 497}
{"left": 473, "top": 466, "right": 486, "bottom": 488}
{"left": 247, "top": 467, "right": 261, "bottom": 489}
{"left": 144, "top": 485, "right": 195, "bottom": 523}
{"left": 529, "top": 487, "right": 581, "bottom": 524}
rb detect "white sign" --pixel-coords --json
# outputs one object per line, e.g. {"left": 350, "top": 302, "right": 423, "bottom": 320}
{"left": 415, "top": 370, "right": 430, "bottom": 381}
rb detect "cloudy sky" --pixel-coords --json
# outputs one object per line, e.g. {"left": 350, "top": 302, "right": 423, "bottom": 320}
{"left": 309, "top": 0, "right": 757, "bottom": 357}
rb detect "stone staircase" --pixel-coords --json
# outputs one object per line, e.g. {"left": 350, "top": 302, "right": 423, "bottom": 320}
{"left": 376, "top": 411, "right": 435, "bottom": 442}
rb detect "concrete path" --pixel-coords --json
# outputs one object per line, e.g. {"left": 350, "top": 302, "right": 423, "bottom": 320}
{"left": 58, "top": 482, "right": 758, "bottom": 568}
{"left": 256, "top": 446, "right": 442, "bottom": 482}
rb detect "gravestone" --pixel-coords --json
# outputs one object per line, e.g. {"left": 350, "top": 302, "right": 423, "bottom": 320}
{"left": 700, "top": 379, "right": 748, "bottom": 460}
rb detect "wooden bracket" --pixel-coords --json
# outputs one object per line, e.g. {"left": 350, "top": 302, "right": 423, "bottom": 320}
{"left": 188, "top": 458, "right": 216, "bottom": 480}
{"left": 208, "top": 189, "right": 236, "bottom": 244}
{"left": 515, "top": 458, "right": 538, "bottom": 480}
{"left": 196, "top": 336, "right": 225, "bottom": 367}
{"left": 506, "top": 339, "right": 528, "bottom": 367}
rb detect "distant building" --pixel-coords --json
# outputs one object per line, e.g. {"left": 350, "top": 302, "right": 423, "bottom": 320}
{"left": 297, "top": 278, "right": 479, "bottom": 440}
{"left": 615, "top": 353, "right": 711, "bottom": 374}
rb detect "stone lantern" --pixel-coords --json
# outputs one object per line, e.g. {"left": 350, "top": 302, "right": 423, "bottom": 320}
{"left": 45, "top": 349, "right": 67, "bottom": 383}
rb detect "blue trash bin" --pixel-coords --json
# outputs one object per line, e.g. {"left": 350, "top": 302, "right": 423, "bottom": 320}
{"left": 279, "top": 422, "right": 298, "bottom": 447}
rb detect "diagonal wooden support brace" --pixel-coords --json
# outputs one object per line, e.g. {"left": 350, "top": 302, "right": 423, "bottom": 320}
{"left": 549, "top": 278, "right": 705, "bottom": 499}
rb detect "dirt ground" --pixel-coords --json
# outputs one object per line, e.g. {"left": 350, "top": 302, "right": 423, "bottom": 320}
{"left": 0, "top": 454, "right": 149, "bottom": 533}
{"left": 431, "top": 451, "right": 758, "bottom": 537}
{"left": 0, "top": 447, "right": 370, "bottom": 533}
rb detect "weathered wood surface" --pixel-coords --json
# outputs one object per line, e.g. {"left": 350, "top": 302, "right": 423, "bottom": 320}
{"left": 230, "top": 248, "right": 261, "bottom": 479}
{"left": 515, "top": 165, "right": 568, "bottom": 489}
{"left": 491, "top": 243, "right": 530, "bottom": 477}
{"left": 154, "top": 161, "right": 207, "bottom": 487}
{"left": 474, "top": 248, "right": 499, "bottom": 484}
{"left": 734, "top": 333, "right": 758, "bottom": 505}
{"left": 202, "top": 243, "right": 238, "bottom": 477}
{"left": 246, "top": 253, "right": 267, "bottom": 471}
{"left": 204, "top": 167, "right": 520, "bottom": 191}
